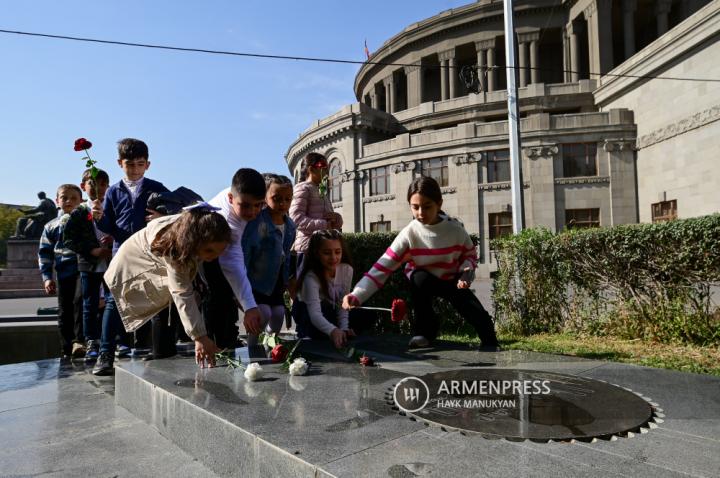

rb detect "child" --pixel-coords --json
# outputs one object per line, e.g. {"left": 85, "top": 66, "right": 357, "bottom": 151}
{"left": 92, "top": 138, "right": 170, "bottom": 374}
{"left": 204, "top": 169, "right": 266, "bottom": 348}
{"left": 294, "top": 229, "right": 356, "bottom": 349}
{"left": 64, "top": 168, "right": 112, "bottom": 363}
{"left": 38, "top": 184, "right": 83, "bottom": 358}
{"left": 289, "top": 153, "right": 343, "bottom": 271}
{"left": 103, "top": 207, "right": 230, "bottom": 370}
{"left": 241, "top": 174, "right": 296, "bottom": 345}
{"left": 342, "top": 176, "right": 500, "bottom": 351}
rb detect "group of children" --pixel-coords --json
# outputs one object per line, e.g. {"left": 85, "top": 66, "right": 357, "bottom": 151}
{"left": 39, "top": 140, "right": 499, "bottom": 375}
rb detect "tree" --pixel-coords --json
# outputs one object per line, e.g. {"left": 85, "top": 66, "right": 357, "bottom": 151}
{"left": 0, "top": 206, "right": 25, "bottom": 266}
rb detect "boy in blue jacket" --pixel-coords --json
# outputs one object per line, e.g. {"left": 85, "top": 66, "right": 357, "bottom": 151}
{"left": 92, "top": 138, "right": 169, "bottom": 375}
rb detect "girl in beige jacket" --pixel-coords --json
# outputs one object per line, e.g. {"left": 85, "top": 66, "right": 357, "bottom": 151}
{"left": 104, "top": 206, "right": 231, "bottom": 368}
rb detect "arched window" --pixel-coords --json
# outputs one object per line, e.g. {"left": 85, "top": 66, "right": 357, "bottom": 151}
{"left": 328, "top": 160, "right": 342, "bottom": 203}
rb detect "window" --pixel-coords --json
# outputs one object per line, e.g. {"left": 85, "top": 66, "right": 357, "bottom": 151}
{"left": 420, "top": 158, "right": 449, "bottom": 187}
{"left": 370, "top": 221, "right": 391, "bottom": 232}
{"left": 651, "top": 200, "right": 677, "bottom": 223}
{"left": 565, "top": 208, "right": 600, "bottom": 229}
{"left": 489, "top": 212, "right": 513, "bottom": 239}
{"left": 562, "top": 143, "right": 597, "bottom": 177}
{"left": 369, "top": 166, "right": 390, "bottom": 195}
{"left": 487, "top": 149, "right": 510, "bottom": 183}
{"left": 328, "top": 160, "right": 342, "bottom": 203}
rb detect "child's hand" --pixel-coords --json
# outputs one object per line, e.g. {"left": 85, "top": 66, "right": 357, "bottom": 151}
{"left": 43, "top": 279, "right": 56, "bottom": 295}
{"left": 243, "top": 308, "right": 263, "bottom": 335}
{"left": 91, "top": 201, "right": 104, "bottom": 220}
{"left": 145, "top": 208, "right": 162, "bottom": 222}
{"left": 90, "top": 247, "right": 112, "bottom": 260}
{"left": 345, "top": 328, "right": 357, "bottom": 339}
{"left": 100, "top": 235, "right": 113, "bottom": 247}
{"left": 457, "top": 267, "right": 473, "bottom": 289}
{"left": 457, "top": 279, "right": 470, "bottom": 289}
{"left": 194, "top": 335, "right": 220, "bottom": 368}
{"left": 330, "top": 328, "right": 347, "bottom": 349}
{"left": 342, "top": 294, "right": 359, "bottom": 310}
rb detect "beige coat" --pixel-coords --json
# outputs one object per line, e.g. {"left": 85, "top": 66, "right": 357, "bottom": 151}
{"left": 104, "top": 214, "right": 207, "bottom": 340}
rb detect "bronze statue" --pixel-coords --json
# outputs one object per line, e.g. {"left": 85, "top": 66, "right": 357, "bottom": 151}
{"left": 11, "top": 192, "right": 58, "bottom": 240}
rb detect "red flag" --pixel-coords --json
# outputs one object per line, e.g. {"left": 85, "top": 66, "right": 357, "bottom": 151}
{"left": 364, "top": 39, "right": 370, "bottom": 60}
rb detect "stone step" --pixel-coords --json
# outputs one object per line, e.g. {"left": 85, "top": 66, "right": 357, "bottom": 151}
{"left": 0, "top": 268, "right": 42, "bottom": 277}
{"left": 0, "top": 279, "right": 44, "bottom": 289}
{"left": 0, "top": 289, "right": 47, "bottom": 299}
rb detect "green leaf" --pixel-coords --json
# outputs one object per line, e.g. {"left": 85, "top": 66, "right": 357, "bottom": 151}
{"left": 85, "top": 160, "right": 93, "bottom": 167}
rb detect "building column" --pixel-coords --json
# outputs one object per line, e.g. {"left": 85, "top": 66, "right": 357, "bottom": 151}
{"left": 476, "top": 47, "right": 486, "bottom": 92}
{"left": 656, "top": 0, "right": 673, "bottom": 36}
{"left": 475, "top": 39, "right": 495, "bottom": 92}
{"left": 486, "top": 44, "right": 496, "bottom": 92}
{"left": 567, "top": 22, "right": 580, "bottom": 82}
{"left": 584, "top": 0, "right": 614, "bottom": 77}
{"left": 518, "top": 40, "right": 528, "bottom": 87}
{"left": 524, "top": 145, "right": 559, "bottom": 230}
{"left": 384, "top": 76, "right": 395, "bottom": 113}
{"left": 519, "top": 31, "right": 540, "bottom": 86}
{"left": 404, "top": 64, "right": 422, "bottom": 108}
{"left": 622, "top": 0, "right": 637, "bottom": 59}
{"left": 439, "top": 50, "right": 454, "bottom": 101}
{"left": 604, "top": 140, "right": 638, "bottom": 226}
{"left": 449, "top": 56, "right": 458, "bottom": 98}
{"left": 369, "top": 92, "right": 378, "bottom": 110}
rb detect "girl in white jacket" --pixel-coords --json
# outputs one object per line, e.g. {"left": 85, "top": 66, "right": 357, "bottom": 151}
{"left": 103, "top": 205, "right": 231, "bottom": 370}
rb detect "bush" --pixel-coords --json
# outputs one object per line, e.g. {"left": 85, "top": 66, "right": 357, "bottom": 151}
{"left": 0, "top": 206, "right": 24, "bottom": 266}
{"left": 343, "top": 232, "right": 482, "bottom": 335}
{"left": 491, "top": 214, "right": 720, "bottom": 345}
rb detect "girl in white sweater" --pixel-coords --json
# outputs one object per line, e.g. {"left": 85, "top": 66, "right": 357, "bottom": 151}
{"left": 342, "top": 177, "right": 499, "bottom": 351}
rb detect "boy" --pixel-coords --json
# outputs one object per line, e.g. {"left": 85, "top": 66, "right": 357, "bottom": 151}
{"left": 64, "top": 168, "right": 112, "bottom": 363}
{"left": 92, "top": 138, "right": 169, "bottom": 375}
{"left": 38, "top": 184, "right": 83, "bottom": 358}
{"left": 205, "top": 168, "right": 266, "bottom": 347}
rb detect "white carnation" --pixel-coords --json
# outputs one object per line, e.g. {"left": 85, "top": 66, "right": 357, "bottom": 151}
{"left": 244, "top": 362, "right": 264, "bottom": 381}
{"left": 288, "top": 359, "right": 308, "bottom": 376}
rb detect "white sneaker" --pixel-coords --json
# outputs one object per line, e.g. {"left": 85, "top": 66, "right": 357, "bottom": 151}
{"left": 408, "top": 336, "right": 430, "bottom": 348}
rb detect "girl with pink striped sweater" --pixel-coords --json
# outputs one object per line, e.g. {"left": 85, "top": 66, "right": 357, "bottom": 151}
{"left": 342, "top": 176, "right": 499, "bottom": 351}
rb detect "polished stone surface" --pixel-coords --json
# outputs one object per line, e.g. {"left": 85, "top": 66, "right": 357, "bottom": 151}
{"left": 115, "top": 335, "right": 720, "bottom": 477}
{"left": 0, "top": 359, "right": 221, "bottom": 478}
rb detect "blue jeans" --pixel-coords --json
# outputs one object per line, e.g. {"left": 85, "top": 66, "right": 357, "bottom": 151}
{"left": 80, "top": 271, "right": 103, "bottom": 342}
{"left": 99, "top": 291, "right": 125, "bottom": 354}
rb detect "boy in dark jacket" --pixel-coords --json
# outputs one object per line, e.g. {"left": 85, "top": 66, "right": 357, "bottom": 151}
{"left": 64, "top": 168, "right": 112, "bottom": 362}
{"left": 92, "top": 138, "right": 169, "bottom": 375}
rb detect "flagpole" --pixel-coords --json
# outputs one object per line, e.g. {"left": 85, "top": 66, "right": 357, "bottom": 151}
{"left": 503, "top": 0, "right": 525, "bottom": 234}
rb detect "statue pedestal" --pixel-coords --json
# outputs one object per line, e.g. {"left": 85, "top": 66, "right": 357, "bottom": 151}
{"left": 6, "top": 239, "right": 39, "bottom": 269}
{"left": 1, "top": 240, "right": 44, "bottom": 298}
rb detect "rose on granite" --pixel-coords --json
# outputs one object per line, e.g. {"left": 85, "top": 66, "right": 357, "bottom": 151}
{"left": 270, "top": 344, "right": 289, "bottom": 363}
{"left": 288, "top": 357, "right": 309, "bottom": 376}
{"left": 391, "top": 298, "right": 407, "bottom": 323}
{"left": 244, "top": 362, "right": 264, "bottom": 381}
{"left": 359, "top": 354, "right": 374, "bottom": 367}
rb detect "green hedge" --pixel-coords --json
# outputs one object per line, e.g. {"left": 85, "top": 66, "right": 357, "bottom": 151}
{"left": 0, "top": 206, "right": 24, "bottom": 266}
{"left": 491, "top": 214, "right": 720, "bottom": 345}
{"left": 343, "top": 232, "right": 482, "bottom": 335}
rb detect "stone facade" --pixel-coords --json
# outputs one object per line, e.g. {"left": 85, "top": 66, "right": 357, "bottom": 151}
{"left": 285, "top": 0, "right": 715, "bottom": 277}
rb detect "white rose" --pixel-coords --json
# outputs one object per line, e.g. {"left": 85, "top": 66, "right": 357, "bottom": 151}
{"left": 288, "top": 360, "right": 308, "bottom": 376}
{"left": 293, "top": 357, "right": 307, "bottom": 364}
{"left": 244, "top": 362, "right": 264, "bottom": 381}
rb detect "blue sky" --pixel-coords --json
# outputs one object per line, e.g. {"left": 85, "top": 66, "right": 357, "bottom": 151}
{"left": 0, "top": 0, "right": 470, "bottom": 205}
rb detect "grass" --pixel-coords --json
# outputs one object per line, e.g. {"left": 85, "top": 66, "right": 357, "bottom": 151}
{"left": 439, "top": 331, "right": 720, "bottom": 376}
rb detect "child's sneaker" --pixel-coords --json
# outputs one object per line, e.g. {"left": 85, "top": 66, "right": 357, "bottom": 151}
{"left": 71, "top": 342, "right": 86, "bottom": 358}
{"left": 408, "top": 336, "right": 430, "bottom": 348}
{"left": 115, "top": 344, "right": 131, "bottom": 358}
{"left": 84, "top": 340, "right": 100, "bottom": 363}
{"left": 92, "top": 352, "right": 114, "bottom": 376}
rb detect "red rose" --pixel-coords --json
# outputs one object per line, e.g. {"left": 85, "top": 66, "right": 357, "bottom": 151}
{"left": 87, "top": 211, "right": 93, "bottom": 222}
{"left": 270, "top": 344, "right": 288, "bottom": 363}
{"left": 74, "top": 138, "right": 92, "bottom": 151}
{"left": 359, "top": 354, "right": 374, "bottom": 366}
{"left": 391, "top": 298, "right": 407, "bottom": 323}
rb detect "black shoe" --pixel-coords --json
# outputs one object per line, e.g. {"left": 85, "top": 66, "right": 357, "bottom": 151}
{"left": 85, "top": 340, "right": 100, "bottom": 364}
{"left": 92, "top": 352, "right": 115, "bottom": 376}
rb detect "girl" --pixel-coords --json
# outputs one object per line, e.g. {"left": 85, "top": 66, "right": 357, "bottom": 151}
{"left": 242, "top": 174, "right": 297, "bottom": 346}
{"left": 342, "top": 177, "right": 500, "bottom": 351}
{"left": 289, "top": 152, "right": 343, "bottom": 271}
{"left": 293, "top": 229, "right": 356, "bottom": 349}
{"left": 103, "top": 205, "right": 231, "bottom": 370}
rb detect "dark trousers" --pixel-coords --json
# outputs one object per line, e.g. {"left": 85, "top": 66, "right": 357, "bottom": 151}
{"left": 56, "top": 274, "right": 82, "bottom": 354}
{"left": 152, "top": 304, "right": 179, "bottom": 357}
{"left": 80, "top": 271, "right": 103, "bottom": 342}
{"left": 202, "top": 259, "right": 240, "bottom": 348}
{"left": 409, "top": 269, "right": 498, "bottom": 346}
{"left": 99, "top": 292, "right": 124, "bottom": 354}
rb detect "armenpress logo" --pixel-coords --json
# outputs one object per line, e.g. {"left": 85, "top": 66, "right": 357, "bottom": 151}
{"left": 393, "top": 376, "right": 430, "bottom": 413}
